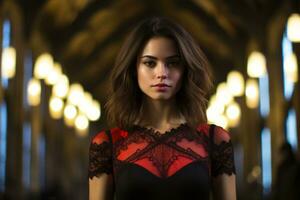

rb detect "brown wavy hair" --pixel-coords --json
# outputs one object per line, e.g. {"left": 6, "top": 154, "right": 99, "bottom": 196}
{"left": 104, "top": 17, "right": 214, "bottom": 130}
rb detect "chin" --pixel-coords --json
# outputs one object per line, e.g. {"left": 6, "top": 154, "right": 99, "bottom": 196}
{"left": 142, "top": 90, "right": 176, "bottom": 101}
{"left": 149, "top": 94, "right": 174, "bottom": 101}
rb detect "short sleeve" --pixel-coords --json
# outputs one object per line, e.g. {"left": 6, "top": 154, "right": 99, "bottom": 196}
{"left": 88, "top": 130, "right": 113, "bottom": 179}
{"left": 210, "top": 125, "right": 236, "bottom": 177}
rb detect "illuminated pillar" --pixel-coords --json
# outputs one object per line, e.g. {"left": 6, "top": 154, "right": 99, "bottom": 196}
{"left": 292, "top": 43, "right": 300, "bottom": 153}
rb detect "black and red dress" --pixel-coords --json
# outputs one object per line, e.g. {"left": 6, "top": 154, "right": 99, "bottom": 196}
{"left": 88, "top": 123, "right": 235, "bottom": 200}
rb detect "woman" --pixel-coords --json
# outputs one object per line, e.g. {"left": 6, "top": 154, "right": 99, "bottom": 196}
{"left": 89, "top": 17, "right": 236, "bottom": 200}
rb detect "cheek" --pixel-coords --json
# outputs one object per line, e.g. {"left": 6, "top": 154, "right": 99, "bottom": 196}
{"left": 173, "top": 70, "right": 184, "bottom": 84}
{"left": 137, "top": 67, "right": 151, "bottom": 86}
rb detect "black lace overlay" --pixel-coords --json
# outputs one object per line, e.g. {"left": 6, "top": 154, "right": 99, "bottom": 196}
{"left": 88, "top": 140, "right": 113, "bottom": 179}
{"left": 211, "top": 140, "right": 236, "bottom": 177}
{"left": 88, "top": 123, "right": 236, "bottom": 200}
{"left": 113, "top": 124, "right": 211, "bottom": 178}
{"left": 113, "top": 129, "right": 153, "bottom": 157}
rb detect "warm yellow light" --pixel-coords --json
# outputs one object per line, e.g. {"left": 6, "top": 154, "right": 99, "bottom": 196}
{"left": 206, "top": 95, "right": 227, "bottom": 126}
{"left": 207, "top": 106, "right": 216, "bottom": 123}
{"left": 209, "top": 95, "right": 225, "bottom": 114}
{"left": 247, "top": 51, "right": 267, "bottom": 78}
{"left": 245, "top": 79, "right": 259, "bottom": 108}
{"left": 216, "top": 82, "right": 233, "bottom": 106}
{"left": 207, "top": 105, "right": 220, "bottom": 124}
{"left": 227, "top": 70, "right": 244, "bottom": 96}
{"left": 64, "top": 104, "right": 77, "bottom": 119}
{"left": 78, "top": 92, "right": 93, "bottom": 115}
{"left": 75, "top": 114, "right": 89, "bottom": 137}
{"left": 86, "top": 100, "right": 101, "bottom": 121}
{"left": 64, "top": 104, "right": 77, "bottom": 127}
{"left": 207, "top": 102, "right": 229, "bottom": 130}
{"left": 45, "top": 62, "right": 62, "bottom": 85}
{"left": 225, "top": 101, "right": 241, "bottom": 127}
{"left": 67, "top": 83, "right": 84, "bottom": 106}
{"left": 34, "top": 53, "right": 54, "bottom": 79}
{"left": 52, "top": 74, "right": 69, "bottom": 98}
{"left": 1, "top": 47, "right": 16, "bottom": 78}
{"left": 215, "top": 114, "right": 228, "bottom": 130}
{"left": 27, "top": 78, "right": 41, "bottom": 106}
{"left": 284, "top": 53, "right": 298, "bottom": 82}
{"left": 49, "top": 96, "right": 64, "bottom": 119}
{"left": 287, "top": 13, "right": 300, "bottom": 42}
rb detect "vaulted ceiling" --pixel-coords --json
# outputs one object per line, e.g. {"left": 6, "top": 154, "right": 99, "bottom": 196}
{"left": 16, "top": 0, "right": 284, "bottom": 103}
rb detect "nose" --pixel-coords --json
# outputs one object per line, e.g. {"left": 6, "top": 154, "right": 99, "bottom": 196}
{"left": 156, "top": 62, "right": 168, "bottom": 80}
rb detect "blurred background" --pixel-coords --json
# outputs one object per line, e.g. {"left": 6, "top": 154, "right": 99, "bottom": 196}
{"left": 0, "top": 0, "right": 299, "bottom": 199}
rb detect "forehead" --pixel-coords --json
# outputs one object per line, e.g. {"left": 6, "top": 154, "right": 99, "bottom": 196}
{"left": 140, "top": 36, "right": 179, "bottom": 57}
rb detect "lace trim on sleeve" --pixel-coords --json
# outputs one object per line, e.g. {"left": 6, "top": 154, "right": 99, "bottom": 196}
{"left": 88, "top": 134, "right": 113, "bottom": 179}
{"left": 210, "top": 125, "right": 236, "bottom": 177}
{"left": 211, "top": 140, "right": 236, "bottom": 177}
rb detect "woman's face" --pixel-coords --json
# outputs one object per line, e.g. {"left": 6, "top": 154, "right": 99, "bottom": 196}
{"left": 136, "top": 36, "right": 184, "bottom": 101}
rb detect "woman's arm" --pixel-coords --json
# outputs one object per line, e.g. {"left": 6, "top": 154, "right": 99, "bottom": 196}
{"left": 89, "top": 174, "right": 114, "bottom": 200}
{"left": 212, "top": 174, "right": 236, "bottom": 200}
{"left": 210, "top": 125, "right": 237, "bottom": 200}
{"left": 89, "top": 130, "right": 114, "bottom": 200}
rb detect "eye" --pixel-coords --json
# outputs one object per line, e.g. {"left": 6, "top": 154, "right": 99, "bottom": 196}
{"left": 143, "top": 60, "right": 156, "bottom": 67}
{"left": 166, "top": 60, "right": 181, "bottom": 67}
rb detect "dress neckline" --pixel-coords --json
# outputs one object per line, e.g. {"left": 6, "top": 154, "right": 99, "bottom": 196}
{"left": 132, "top": 122, "right": 188, "bottom": 137}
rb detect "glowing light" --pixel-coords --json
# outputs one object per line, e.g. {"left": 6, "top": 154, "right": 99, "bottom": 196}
{"left": 282, "top": 33, "right": 295, "bottom": 100}
{"left": 284, "top": 53, "right": 298, "bottom": 83}
{"left": 34, "top": 53, "right": 54, "bottom": 79}
{"left": 216, "top": 82, "right": 233, "bottom": 106}
{"left": 287, "top": 13, "right": 300, "bottom": 42}
{"left": 247, "top": 51, "right": 267, "bottom": 78}
{"left": 207, "top": 104, "right": 228, "bottom": 130}
{"left": 45, "top": 62, "right": 62, "bottom": 85}
{"left": 259, "top": 74, "right": 270, "bottom": 117}
{"left": 207, "top": 105, "right": 219, "bottom": 123}
{"left": 225, "top": 101, "right": 241, "bottom": 127}
{"left": 27, "top": 78, "right": 41, "bottom": 106}
{"left": 78, "top": 92, "right": 93, "bottom": 115}
{"left": 209, "top": 95, "right": 225, "bottom": 115}
{"left": 49, "top": 96, "right": 64, "bottom": 119}
{"left": 67, "top": 83, "right": 84, "bottom": 106}
{"left": 261, "top": 128, "right": 272, "bottom": 194}
{"left": 245, "top": 79, "right": 259, "bottom": 108}
{"left": 227, "top": 70, "right": 244, "bottom": 96}
{"left": 86, "top": 100, "right": 101, "bottom": 121}
{"left": 75, "top": 114, "right": 89, "bottom": 137}
{"left": 215, "top": 114, "right": 228, "bottom": 130}
{"left": 1, "top": 47, "right": 16, "bottom": 78}
{"left": 64, "top": 104, "right": 77, "bottom": 127}
{"left": 286, "top": 109, "right": 298, "bottom": 151}
{"left": 52, "top": 75, "right": 69, "bottom": 98}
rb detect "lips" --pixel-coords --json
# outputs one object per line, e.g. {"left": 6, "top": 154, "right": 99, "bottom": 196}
{"left": 153, "top": 83, "right": 170, "bottom": 92}
{"left": 153, "top": 83, "right": 171, "bottom": 87}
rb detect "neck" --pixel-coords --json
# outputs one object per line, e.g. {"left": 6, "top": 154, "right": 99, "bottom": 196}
{"left": 137, "top": 96, "right": 185, "bottom": 128}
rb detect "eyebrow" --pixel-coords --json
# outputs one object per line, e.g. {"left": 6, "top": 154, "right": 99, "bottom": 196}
{"left": 140, "top": 55, "right": 180, "bottom": 59}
